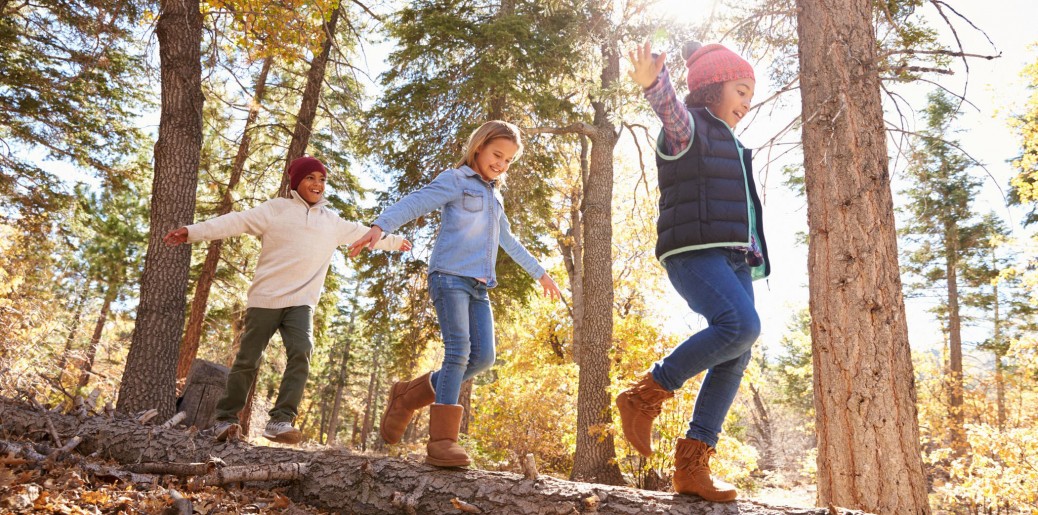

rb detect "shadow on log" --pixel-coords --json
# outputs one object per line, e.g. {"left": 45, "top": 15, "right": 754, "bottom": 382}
{"left": 0, "top": 398, "right": 870, "bottom": 515}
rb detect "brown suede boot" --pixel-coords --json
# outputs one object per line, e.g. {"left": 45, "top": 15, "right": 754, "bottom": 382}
{"left": 425, "top": 404, "right": 471, "bottom": 467}
{"left": 615, "top": 373, "right": 674, "bottom": 456}
{"left": 673, "top": 438, "right": 738, "bottom": 502}
{"left": 380, "top": 372, "right": 435, "bottom": 444}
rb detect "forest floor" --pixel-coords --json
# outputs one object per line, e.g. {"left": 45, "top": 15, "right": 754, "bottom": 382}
{"left": 1, "top": 435, "right": 821, "bottom": 514}
{"left": 0, "top": 441, "right": 331, "bottom": 514}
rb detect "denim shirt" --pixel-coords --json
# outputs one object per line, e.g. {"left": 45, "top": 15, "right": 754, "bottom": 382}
{"left": 372, "top": 165, "right": 546, "bottom": 288}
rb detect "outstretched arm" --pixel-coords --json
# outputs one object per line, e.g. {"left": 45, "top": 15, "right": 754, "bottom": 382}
{"left": 628, "top": 41, "right": 693, "bottom": 156}
{"left": 628, "top": 41, "right": 666, "bottom": 89}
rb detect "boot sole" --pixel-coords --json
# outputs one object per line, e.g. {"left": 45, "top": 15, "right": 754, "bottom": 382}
{"left": 215, "top": 423, "right": 241, "bottom": 442}
{"left": 263, "top": 430, "right": 302, "bottom": 445}
{"left": 379, "top": 381, "right": 409, "bottom": 444}
{"left": 425, "top": 456, "right": 471, "bottom": 468}
{"left": 615, "top": 394, "right": 653, "bottom": 457}
{"left": 675, "top": 489, "right": 738, "bottom": 503}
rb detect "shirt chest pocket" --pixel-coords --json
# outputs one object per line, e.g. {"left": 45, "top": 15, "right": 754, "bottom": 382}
{"left": 462, "top": 189, "right": 484, "bottom": 212}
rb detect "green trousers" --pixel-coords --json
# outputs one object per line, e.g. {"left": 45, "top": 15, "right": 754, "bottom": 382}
{"left": 214, "top": 306, "right": 313, "bottom": 424}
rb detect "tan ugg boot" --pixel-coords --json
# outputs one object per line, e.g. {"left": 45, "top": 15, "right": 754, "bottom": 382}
{"left": 380, "top": 372, "right": 435, "bottom": 444}
{"left": 425, "top": 404, "right": 471, "bottom": 467}
{"left": 672, "top": 438, "right": 738, "bottom": 502}
{"left": 615, "top": 373, "right": 674, "bottom": 456}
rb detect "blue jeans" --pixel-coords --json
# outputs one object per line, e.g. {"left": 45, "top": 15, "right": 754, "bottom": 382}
{"left": 651, "top": 248, "right": 760, "bottom": 447}
{"left": 427, "top": 272, "right": 496, "bottom": 404}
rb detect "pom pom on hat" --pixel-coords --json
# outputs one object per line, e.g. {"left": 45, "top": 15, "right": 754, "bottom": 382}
{"left": 288, "top": 156, "right": 328, "bottom": 191}
{"left": 684, "top": 41, "right": 755, "bottom": 93}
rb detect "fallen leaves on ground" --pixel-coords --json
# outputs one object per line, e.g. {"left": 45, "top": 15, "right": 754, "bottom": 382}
{"left": 0, "top": 442, "right": 330, "bottom": 515}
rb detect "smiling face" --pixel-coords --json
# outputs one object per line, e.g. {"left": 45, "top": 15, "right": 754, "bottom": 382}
{"left": 472, "top": 138, "right": 519, "bottom": 182}
{"left": 296, "top": 172, "right": 326, "bottom": 205}
{"left": 710, "top": 77, "right": 755, "bottom": 129}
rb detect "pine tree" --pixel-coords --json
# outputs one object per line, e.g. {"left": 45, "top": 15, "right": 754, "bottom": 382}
{"left": 899, "top": 90, "right": 985, "bottom": 453}
{"left": 796, "top": 0, "right": 930, "bottom": 511}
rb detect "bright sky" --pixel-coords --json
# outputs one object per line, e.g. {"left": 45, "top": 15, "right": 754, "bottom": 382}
{"left": 349, "top": 0, "right": 1038, "bottom": 359}
{"left": 45, "top": 0, "right": 1034, "bottom": 364}
{"left": 675, "top": 0, "right": 1038, "bottom": 358}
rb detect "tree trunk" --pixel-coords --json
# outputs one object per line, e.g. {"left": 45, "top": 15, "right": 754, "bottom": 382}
{"left": 178, "top": 359, "right": 229, "bottom": 430}
{"left": 326, "top": 335, "right": 352, "bottom": 446}
{"left": 944, "top": 222, "right": 965, "bottom": 451}
{"left": 559, "top": 135, "right": 588, "bottom": 365}
{"left": 78, "top": 287, "right": 117, "bottom": 390}
{"left": 117, "top": 0, "right": 203, "bottom": 419}
{"left": 796, "top": 1, "right": 930, "bottom": 513}
{"left": 240, "top": 369, "right": 260, "bottom": 435}
{"left": 749, "top": 383, "right": 774, "bottom": 471}
{"left": 57, "top": 296, "right": 86, "bottom": 384}
{"left": 0, "top": 398, "right": 870, "bottom": 515}
{"left": 360, "top": 353, "right": 379, "bottom": 451}
{"left": 458, "top": 378, "right": 474, "bottom": 434}
{"left": 177, "top": 58, "right": 273, "bottom": 382}
{"left": 570, "top": 33, "right": 623, "bottom": 485}
{"left": 992, "top": 279, "right": 1005, "bottom": 429}
{"left": 277, "top": 6, "right": 341, "bottom": 197}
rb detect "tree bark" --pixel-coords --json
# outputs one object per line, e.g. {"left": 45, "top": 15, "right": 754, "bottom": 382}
{"left": 570, "top": 31, "right": 623, "bottom": 485}
{"left": 992, "top": 278, "right": 1006, "bottom": 429}
{"left": 795, "top": 1, "right": 930, "bottom": 513}
{"left": 458, "top": 378, "right": 474, "bottom": 434}
{"left": 943, "top": 222, "right": 964, "bottom": 451}
{"left": 277, "top": 6, "right": 341, "bottom": 197}
{"left": 117, "top": 0, "right": 203, "bottom": 419}
{"left": 178, "top": 359, "right": 229, "bottom": 430}
{"left": 360, "top": 365, "right": 378, "bottom": 451}
{"left": 57, "top": 295, "right": 86, "bottom": 383}
{"left": 559, "top": 135, "right": 588, "bottom": 365}
{"left": 177, "top": 57, "right": 273, "bottom": 382}
{"left": 0, "top": 398, "right": 869, "bottom": 515}
{"left": 326, "top": 336, "right": 352, "bottom": 446}
{"left": 78, "top": 287, "right": 117, "bottom": 390}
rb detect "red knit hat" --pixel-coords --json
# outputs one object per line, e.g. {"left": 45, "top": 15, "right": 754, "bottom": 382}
{"left": 287, "top": 156, "right": 327, "bottom": 191}
{"left": 684, "top": 42, "right": 755, "bottom": 93}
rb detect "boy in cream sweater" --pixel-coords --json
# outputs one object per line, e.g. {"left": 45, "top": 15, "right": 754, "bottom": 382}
{"left": 164, "top": 156, "right": 410, "bottom": 444}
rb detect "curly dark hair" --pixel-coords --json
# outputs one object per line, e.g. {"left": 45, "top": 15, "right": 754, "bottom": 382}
{"left": 684, "top": 82, "right": 724, "bottom": 109}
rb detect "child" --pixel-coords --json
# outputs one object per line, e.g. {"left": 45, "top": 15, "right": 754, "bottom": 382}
{"left": 349, "top": 120, "right": 562, "bottom": 467}
{"left": 617, "top": 42, "right": 770, "bottom": 502}
{"left": 164, "top": 156, "right": 411, "bottom": 444}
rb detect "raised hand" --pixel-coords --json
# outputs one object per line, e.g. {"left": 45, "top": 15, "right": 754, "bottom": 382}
{"left": 628, "top": 41, "right": 666, "bottom": 89}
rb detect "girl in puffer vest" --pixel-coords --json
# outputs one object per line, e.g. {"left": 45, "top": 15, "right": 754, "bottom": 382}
{"left": 616, "top": 41, "right": 771, "bottom": 502}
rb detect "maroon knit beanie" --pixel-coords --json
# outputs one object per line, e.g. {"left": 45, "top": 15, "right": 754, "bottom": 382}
{"left": 288, "top": 156, "right": 327, "bottom": 191}
{"left": 683, "top": 42, "right": 755, "bottom": 94}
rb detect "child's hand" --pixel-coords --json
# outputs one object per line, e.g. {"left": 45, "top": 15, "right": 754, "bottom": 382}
{"left": 400, "top": 239, "right": 412, "bottom": 252}
{"left": 348, "top": 226, "right": 383, "bottom": 257}
{"left": 628, "top": 41, "right": 666, "bottom": 89}
{"left": 163, "top": 227, "right": 189, "bottom": 246}
{"left": 538, "top": 273, "right": 562, "bottom": 302}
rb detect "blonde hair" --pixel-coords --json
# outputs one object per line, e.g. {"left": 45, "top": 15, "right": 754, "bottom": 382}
{"left": 455, "top": 120, "right": 524, "bottom": 169}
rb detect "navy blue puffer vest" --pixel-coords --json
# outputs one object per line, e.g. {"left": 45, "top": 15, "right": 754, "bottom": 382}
{"left": 655, "top": 107, "right": 770, "bottom": 279}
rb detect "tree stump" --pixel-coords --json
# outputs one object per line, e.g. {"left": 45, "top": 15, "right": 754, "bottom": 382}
{"left": 177, "top": 359, "right": 228, "bottom": 430}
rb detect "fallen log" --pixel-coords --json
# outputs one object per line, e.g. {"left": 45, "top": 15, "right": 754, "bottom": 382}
{"left": 0, "top": 397, "right": 869, "bottom": 515}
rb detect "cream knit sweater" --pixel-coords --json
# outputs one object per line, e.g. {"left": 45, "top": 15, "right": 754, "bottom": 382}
{"left": 186, "top": 191, "right": 404, "bottom": 309}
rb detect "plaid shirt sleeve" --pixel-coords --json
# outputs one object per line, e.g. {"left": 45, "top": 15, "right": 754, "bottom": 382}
{"left": 643, "top": 66, "right": 693, "bottom": 156}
